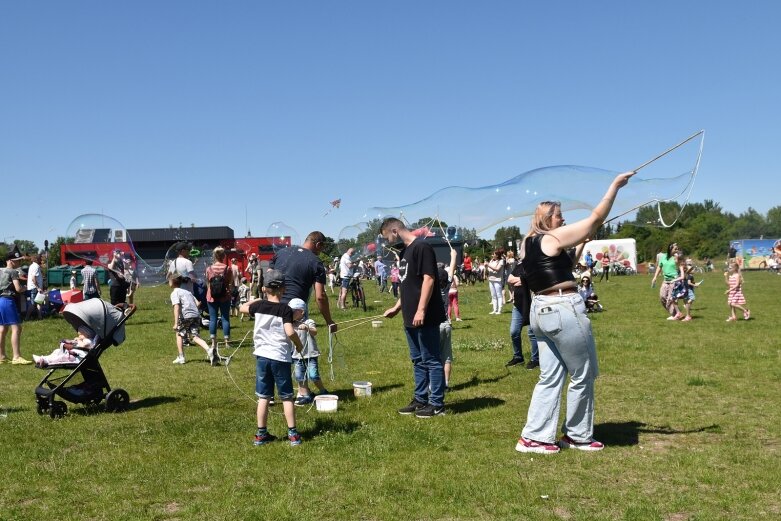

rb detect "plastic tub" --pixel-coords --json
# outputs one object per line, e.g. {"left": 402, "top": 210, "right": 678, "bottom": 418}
{"left": 371, "top": 320, "right": 382, "bottom": 328}
{"left": 314, "top": 394, "right": 339, "bottom": 412}
{"left": 353, "top": 381, "right": 372, "bottom": 398}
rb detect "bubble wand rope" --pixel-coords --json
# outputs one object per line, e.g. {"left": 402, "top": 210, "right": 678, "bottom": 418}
{"left": 327, "top": 315, "right": 385, "bottom": 380}
{"left": 434, "top": 218, "right": 454, "bottom": 250}
{"left": 222, "top": 329, "right": 260, "bottom": 405}
{"left": 603, "top": 130, "right": 705, "bottom": 226}
{"left": 336, "top": 316, "right": 384, "bottom": 333}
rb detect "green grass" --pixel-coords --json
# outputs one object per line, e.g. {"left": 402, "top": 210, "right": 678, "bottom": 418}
{"left": 2, "top": 271, "right": 780, "bottom": 520}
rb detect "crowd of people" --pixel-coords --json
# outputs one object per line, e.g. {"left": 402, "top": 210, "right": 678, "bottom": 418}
{"left": 1, "top": 187, "right": 766, "bottom": 453}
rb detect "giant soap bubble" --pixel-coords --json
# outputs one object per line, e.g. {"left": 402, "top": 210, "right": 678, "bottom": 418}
{"left": 63, "top": 214, "right": 215, "bottom": 287}
{"left": 361, "top": 132, "right": 704, "bottom": 234}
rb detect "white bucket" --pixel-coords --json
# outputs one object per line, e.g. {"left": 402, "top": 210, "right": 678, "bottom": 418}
{"left": 34, "top": 292, "right": 46, "bottom": 305}
{"left": 371, "top": 320, "right": 382, "bottom": 328}
{"left": 314, "top": 394, "right": 339, "bottom": 412}
{"left": 353, "top": 381, "right": 372, "bottom": 397}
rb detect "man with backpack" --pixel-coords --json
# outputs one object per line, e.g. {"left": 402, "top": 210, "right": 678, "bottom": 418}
{"left": 205, "top": 246, "right": 233, "bottom": 365}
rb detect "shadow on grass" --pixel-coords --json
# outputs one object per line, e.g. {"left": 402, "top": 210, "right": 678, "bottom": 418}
{"left": 127, "top": 395, "right": 181, "bottom": 411}
{"left": 300, "top": 416, "right": 362, "bottom": 438}
{"left": 447, "top": 396, "right": 505, "bottom": 415}
{"left": 449, "top": 371, "right": 511, "bottom": 392}
{"left": 66, "top": 395, "right": 181, "bottom": 416}
{"left": 594, "top": 421, "right": 722, "bottom": 446}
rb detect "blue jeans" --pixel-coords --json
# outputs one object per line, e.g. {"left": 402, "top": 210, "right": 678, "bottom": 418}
{"left": 510, "top": 306, "right": 539, "bottom": 361}
{"left": 404, "top": 325, "right": 445, "bottom": 407}
{"left": 207, "top": 300, "right": 231, "bottom": 339}
{"left": 521, "top": 293, "right": 599, "bottom": 444}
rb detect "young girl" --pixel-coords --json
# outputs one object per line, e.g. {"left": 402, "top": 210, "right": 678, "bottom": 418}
{"left": 33, "top": 327, "right": 94, "bottom": 368}
{"left": 69, "top": 270, "right": 78, "bottom": 291}
{"left": 390, "top": 263, "right": 400, "bottom": 298}
{"left": 680, "top": 258, "right": 701, "bottom": 322}
{"left": 725, "top": 262, "right": 750, "bottom": 321}
{"left": 238, "top": 278, "right": 250, "bottom": 322}
{"left": 448, "top": 269, "right": 462, "bottom": 321}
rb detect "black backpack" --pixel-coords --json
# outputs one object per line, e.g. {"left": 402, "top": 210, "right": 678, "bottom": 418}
{"left": 210, "top": 271, "right": 227, "bottom": 298}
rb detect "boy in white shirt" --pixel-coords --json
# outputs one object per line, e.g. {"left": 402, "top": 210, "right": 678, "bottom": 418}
{"left": 239, "top": 269, "right": 304, "bottom": 446}
{"left": 169, "top": 275, "right": 216, "bottom": 365}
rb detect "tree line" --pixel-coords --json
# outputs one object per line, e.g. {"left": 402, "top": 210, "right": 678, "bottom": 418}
{"left": 1, "top": 200, "right": 778, "bottom": 268}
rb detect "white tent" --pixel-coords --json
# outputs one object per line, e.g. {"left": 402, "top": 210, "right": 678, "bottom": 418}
{"left": 580, "top": 238, "right": 637, "bottom": 271}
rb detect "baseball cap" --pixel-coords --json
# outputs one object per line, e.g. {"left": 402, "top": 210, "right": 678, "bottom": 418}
{"left": 5, "top": 246, "right": 23, "bottom": 263}
{"left": 264, "top": 269, "right": 286, "bottom": 289}
{"left": 288, "top": 298, "right": 306, "bottom": 311}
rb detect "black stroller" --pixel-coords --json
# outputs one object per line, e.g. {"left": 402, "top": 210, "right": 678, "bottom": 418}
{"left": 35, "top": 299, "right": 136, "bottom": 418}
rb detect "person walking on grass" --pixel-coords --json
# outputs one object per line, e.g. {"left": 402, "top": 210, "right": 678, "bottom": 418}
{"left": 651, "top": 243, "right": 683, "bottom": 320}
{"left": 381, "top": 218, "right": 446, "bottom": 418}
{"left": 505, "top": 260, "right": 540, "bottom": 370}
{"left": 679, "top": 258, "right": 700, "bottom": 322}
{"left": 0, "top": 248, "right": 32, "bottom": 365}
{"left": 515, "top": 171, "right": 634, "bottom": 455}
{"left": 240, "top": 270, "right": 305, "bottom": 446}
{"left": 25, "top": 253, "right": 44, "bottom": 320}
{"left": 725, "top": 261, "right": 750, "bottom": 321}
{"left": 169, "top": 274, "right": 216, "bottom": 365}
{"left": 205, "top": 246, "right": 233, "bottom": 359}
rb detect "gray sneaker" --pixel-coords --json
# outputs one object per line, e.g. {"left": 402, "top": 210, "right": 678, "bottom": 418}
{"left": 398, "top": 399, "right": 427, "bottom": 415}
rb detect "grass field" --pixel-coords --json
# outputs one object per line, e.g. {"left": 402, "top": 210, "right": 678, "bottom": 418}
{"left": 2, "top": 269, "right": 780, "bottom": 520}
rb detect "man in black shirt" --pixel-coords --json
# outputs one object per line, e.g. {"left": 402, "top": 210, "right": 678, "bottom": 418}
{"left": 381, "top": 218, "right": 446, "bottom": 417}
{"left": 270, "top": 231, "right": 336, "bottom": 333}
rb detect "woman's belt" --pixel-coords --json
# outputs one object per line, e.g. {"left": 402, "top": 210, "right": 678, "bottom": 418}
{"left": 537, "top": 287, "right": 578, "bottom": 296}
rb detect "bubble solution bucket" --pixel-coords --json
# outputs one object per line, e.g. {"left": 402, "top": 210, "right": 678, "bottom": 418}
{"left": 34, "top": 292, "right": 47, "bottom": 304}
{"left": 314, "top": 394, "right": 339, "bottom": 412}
{"left": 353, "top": 381, "right": 372, "bottom": 398}
{"left": 371, "top": 320, "right": 382, "bottom": 328}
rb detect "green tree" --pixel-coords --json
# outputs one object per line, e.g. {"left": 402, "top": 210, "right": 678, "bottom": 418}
{"left": 46, "top": 236, "right": 75, "bottom": 268}
{"left": 492, "top": 226, "right": 523, "bottom": 251}
{"left": 765, "top": 206, "right": 781, "bottom": 237}
{"left": 13, "top": 240, "right": 39, "bottom": 255}
{"left": 729, "top": 208, "right": 766, "bottom": 239}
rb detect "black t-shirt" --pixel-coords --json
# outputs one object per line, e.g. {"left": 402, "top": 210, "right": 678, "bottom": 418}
{"left": 270, "top": 246, "right": 327, "bottom": 305}
{"left": 399, "top": 239, "right": 446, "bottom": 328}
{"left": 511, "top": 263, "right": 532, "bottom": 327}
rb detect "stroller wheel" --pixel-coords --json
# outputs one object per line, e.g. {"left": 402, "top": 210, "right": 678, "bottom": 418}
{"left": 49, "top": 401, "right": 67, "bottom": 419}
{"left": 36, "top": 401, "right": 49, "bottom": 415}
{"left": 105, "top": 389, "right": 130, "bottom": 413}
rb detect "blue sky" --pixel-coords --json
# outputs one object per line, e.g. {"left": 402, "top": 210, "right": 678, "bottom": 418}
{"left": 2, "top": 1, "right": 779, "bottom": 250}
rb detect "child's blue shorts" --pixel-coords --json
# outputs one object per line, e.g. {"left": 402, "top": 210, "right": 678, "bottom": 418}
{"left": 255, "top": 356, "right": 294, "bottom": 400}
{"left": 294, "top": 357, "right": 321, "bottom": 383}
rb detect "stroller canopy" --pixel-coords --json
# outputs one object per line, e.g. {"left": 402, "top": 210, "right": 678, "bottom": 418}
{"left": 62, "top": 299, "right": 127, "bottom": 346}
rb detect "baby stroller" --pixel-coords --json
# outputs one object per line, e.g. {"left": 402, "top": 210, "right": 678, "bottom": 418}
{"left": 35, "top": 299, "right": 136, "bottom": 419}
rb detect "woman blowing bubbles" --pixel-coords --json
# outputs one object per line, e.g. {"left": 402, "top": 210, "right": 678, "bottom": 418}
{"left": 515, "top": 170, "right": 635, "bottom": 454}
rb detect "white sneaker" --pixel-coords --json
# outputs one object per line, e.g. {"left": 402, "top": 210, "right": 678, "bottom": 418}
{"left": 172, "top": 355, "right": 186, "bottom": 364}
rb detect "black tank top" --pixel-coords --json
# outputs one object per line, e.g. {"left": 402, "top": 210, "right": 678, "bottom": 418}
{"left": 521, "top": 235, "right": 575, "bottom": 293}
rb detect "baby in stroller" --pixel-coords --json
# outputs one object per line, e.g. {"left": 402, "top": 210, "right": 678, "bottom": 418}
{"left": 33, "top": 325, "right": 95, "bottom": 368}
{"left": 578, "top": 272, "right": 603, "bottom": 313}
